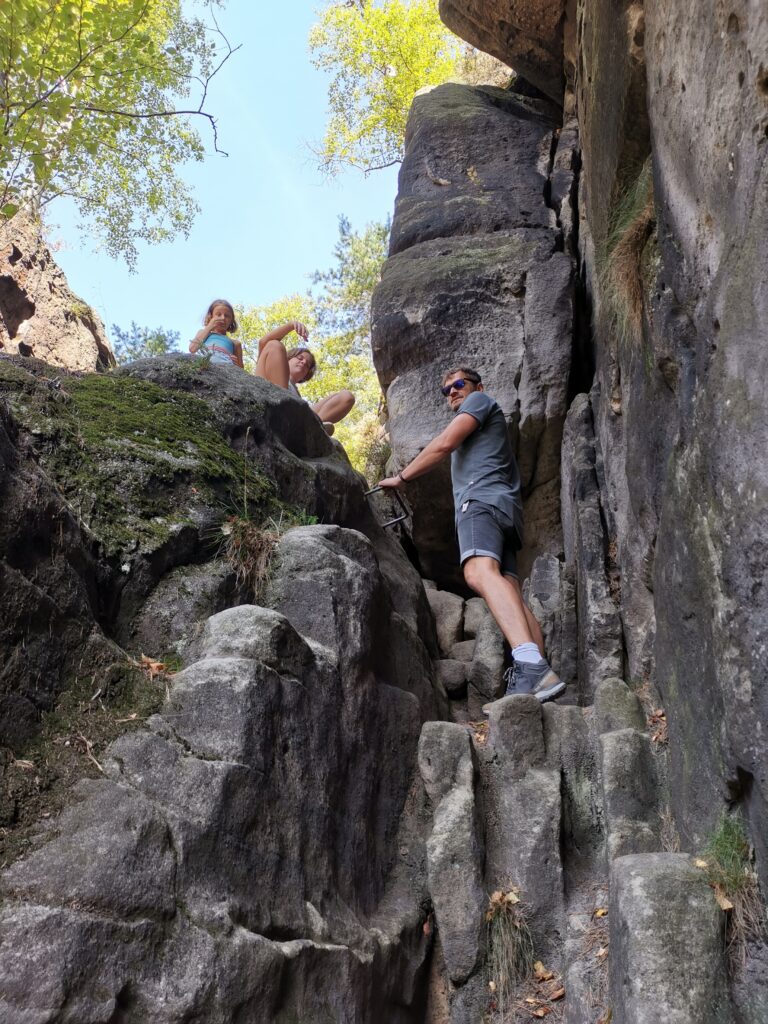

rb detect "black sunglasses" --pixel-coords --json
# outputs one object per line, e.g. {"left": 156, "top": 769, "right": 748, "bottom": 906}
{"left": 441, "top": 378, "right": 477, "bottom": 397}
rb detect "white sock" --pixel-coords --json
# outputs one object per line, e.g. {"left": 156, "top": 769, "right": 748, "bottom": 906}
{"left": 512, "top": 642, "right": 542, "bottom": 664}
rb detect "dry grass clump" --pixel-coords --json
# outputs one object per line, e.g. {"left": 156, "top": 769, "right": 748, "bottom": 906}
{"left": 221, "top": 514, "right": 282, "bottom": 600}
{"left": 574, "top": 893, "right": 610, "bottom": 1019}
{"left": 218, "top": 425, "right": 317, "bottom": 598}
{"left": 659, "top": 806, "right": 681, "bottom": 853}
{"left": 697, "top": 815, "right": 767, "bottom": 972}
{"left": 598, "top": 158, "right": 655, "bottom": 346}
{"left": 485, "top": 887, "right": 535, "bottom": 1016}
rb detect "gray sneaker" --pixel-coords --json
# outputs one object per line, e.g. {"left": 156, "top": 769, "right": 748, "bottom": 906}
{"left": 509, "top": 659, "right": 566, "bottom": 703}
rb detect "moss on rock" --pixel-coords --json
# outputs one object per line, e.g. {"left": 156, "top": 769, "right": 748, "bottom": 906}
{"left": 0, "top": 365, "right": 275, "bottom": 558}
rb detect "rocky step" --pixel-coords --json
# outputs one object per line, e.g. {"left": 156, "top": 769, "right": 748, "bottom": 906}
{"left": 417, "top": 665, "right": 733, "bottom": 1022}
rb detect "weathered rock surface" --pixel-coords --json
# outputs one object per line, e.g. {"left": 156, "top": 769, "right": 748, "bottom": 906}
{"left": 524, "top": 552, "right": 578, "bottom": 692}
{"left": 561, "top": 393, "right": 623, "bottom": 701}
{"left": 2, "top": 0, "right": 767, "bottom": 1015}
{"left": 481, "top": 697, "right": 564, "bottom": 955}
{"left": 439, "top": 0, "right": 567, "bottom": 103}
{"left": 0, "top": 532, "right": 441, "bottom": 1020}
{"left": 610, "top": 854, "right": 728, "bottom": 1023}
{"left": 426, "top": 588, "right": 465, "bottom": 657}
{"left": 0, "top": 215, "right": 113, "bottom": 370}
{"left": 419, "top": 723, "right": 485, "bottom": 986}
{"left": 435, "top": 659, "right": 469, "bottom": 698}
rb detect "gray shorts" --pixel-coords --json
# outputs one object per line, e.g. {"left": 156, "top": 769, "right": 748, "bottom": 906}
{"left": 456, "top": 500, "right": 520, "bottom": 579}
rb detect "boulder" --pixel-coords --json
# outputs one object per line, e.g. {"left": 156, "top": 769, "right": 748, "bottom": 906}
{"left": 599, "top": 728, "right": 659, "bottom": 860}
{"left": 462, "top": 597, "right": 487, "bottom": 640}
{"left": 426, "top": 589, "right": 465, "bottom": 657}
{"left": 609, "top": 854, "right": 728, "bottom": 1023}
{"left": 593, "top": 677, "right": 646, "bottom": 735}
{"left": 0, "top": 355, "right": 434, "bottom": 746}
{"left": 435, "top": 659, "right": 469, "bottom": 699}
{"left": 467, "top": 611, "right": 505, "bottom": 717}
{"left": 451, "top": 639, "right": 476, "bottom": 664}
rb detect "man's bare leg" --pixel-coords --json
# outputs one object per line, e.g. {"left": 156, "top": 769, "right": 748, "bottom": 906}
{"left": 462, "top": 556, "right": 541, "bottom": 651}
{"left": 465, "top": 555, "right": 564, "bottom": 704}
{"left": 504, "top": 573, "right": 544, "bottom": 654}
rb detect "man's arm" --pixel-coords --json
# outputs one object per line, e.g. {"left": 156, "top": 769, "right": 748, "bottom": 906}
{"left": 378, "top": 413, "right": 480, "bottom": 488}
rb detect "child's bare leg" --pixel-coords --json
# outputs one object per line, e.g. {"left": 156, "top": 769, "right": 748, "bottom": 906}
{"left": 312, "top": 390, "right": 355, "bottom": 424}
{"left": 255, "top": 339, "right": 289, "bottom": 389}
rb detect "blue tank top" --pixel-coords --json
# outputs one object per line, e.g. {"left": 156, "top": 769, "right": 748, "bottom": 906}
{"left": 202, "top": 333, "right": 237, "bottom": 365}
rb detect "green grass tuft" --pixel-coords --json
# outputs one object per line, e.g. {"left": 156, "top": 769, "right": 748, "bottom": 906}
{"left": 701, "top": 814, "right": 767, "bottom": 972}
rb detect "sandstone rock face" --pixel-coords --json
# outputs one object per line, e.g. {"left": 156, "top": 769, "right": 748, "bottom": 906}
{"left": 643, "top": 0, "right": 768, "bottom": 886}
{"left": 560, "top": 393, "right": 623, "bottom": 701}
{"left": 372, "top": 83, "right": 575, "bottom": 587}
{"left": 566, "top": 0, "right": 768, "bottom": 889}
{"left": 0, "top": 215, "right": 113, "bottom": 370}
{"left": 439, "top": 0, "right": 567, "bottom": 103}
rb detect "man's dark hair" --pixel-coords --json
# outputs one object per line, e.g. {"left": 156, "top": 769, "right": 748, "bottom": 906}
{"left": 442, "top": 366, "right": 482, "bottom": 385}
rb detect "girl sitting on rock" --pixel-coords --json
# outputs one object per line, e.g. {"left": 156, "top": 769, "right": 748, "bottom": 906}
{"left": 255, "top": 321, "right": 355, "bottom": 434}
{"left": 188, "top": 299, "right": 243, "bottom": 368}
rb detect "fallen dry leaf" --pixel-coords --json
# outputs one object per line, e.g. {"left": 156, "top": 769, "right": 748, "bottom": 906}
{"left": 712, "top": 884, "right": 734, "bottom": 912}
{"left": 140, "top": 654, "right": 168, "bottom": 680}
{"left": 534, "top": 961, "right": 555, "bottom": 982}
{"left": 647, "top": 707, "right": 668, "bottom": 744}
{"left": 550, "top": 987, "right": 566, "bottom": 1001}
{"left": 531, "top": 1008, "right": 551, "bottom": 1019}
{"left": 693, "top": 858, "right": 709, "bottom": 870}
{"left": 13, "top": 759, "right": 35, "bottom": 771}
{"left": 594, "top": 907, "right": 608, "bottom": 918}
{"left": 596, "top": 947, "right": 609, "bottom": 960}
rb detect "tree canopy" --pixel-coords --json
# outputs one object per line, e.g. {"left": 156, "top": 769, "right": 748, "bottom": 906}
{"left": 0, "top": 0, "right": 233, "bottom": 266}
{"left": 112, "top": 321, "right": 180, "bottom": 364}
{"left": 309, "top": 0, "right": 466, "bottom": 174}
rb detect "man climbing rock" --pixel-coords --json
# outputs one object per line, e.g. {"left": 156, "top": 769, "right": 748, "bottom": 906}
{"left": 378, "top": 366, "right": 565, "bottom": 704}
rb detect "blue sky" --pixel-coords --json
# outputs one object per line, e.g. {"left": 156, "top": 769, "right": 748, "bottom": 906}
{"left": 50, "top": 2, "right": 400, "bottom": 344}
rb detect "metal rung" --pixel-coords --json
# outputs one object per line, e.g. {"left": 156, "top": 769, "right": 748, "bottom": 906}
{"left": 364, "top": 485, "right": 410, "bottom": 528}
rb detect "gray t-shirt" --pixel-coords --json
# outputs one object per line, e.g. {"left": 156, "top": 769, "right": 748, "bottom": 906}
{"left": 450, "top": 391, "right": 523, "bottom": 537}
